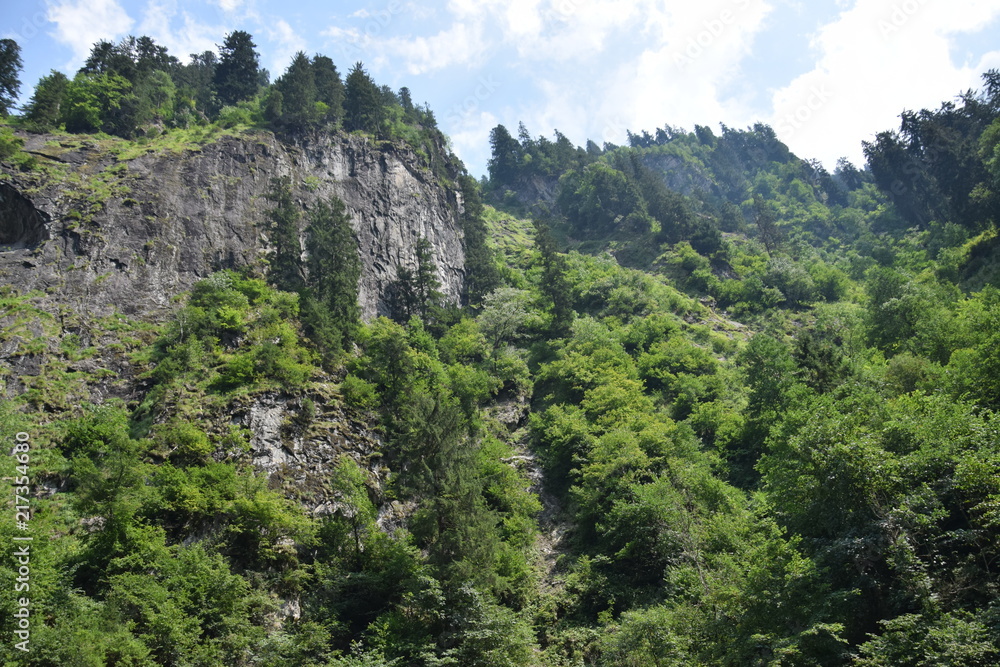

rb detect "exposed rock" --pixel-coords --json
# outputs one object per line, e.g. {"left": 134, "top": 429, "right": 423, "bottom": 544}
{"left": 224, "top": 389, "right": 384, "bottom": 511}
{"left": 0, "top": 182, "right": 50, "bottom": 250}
{"left": 0, "top": 129, "right": 466, "bottom": 322}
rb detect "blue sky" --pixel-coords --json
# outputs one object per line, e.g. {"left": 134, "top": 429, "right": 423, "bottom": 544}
{"left": 4, "top": 0, "right": 1000, "bottom": 178}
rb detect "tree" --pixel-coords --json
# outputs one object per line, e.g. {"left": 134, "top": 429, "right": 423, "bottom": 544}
{"left": 303, "top": 196, "right": 361, "bottom": 351}
{"left": 214, "top": 31, "right": 260, "bottom": 107}
{"left": 388, "top": 237, "right": 443, "bottom": 323}
{"left": 265, "top": 177, "right": 303, "bottom": 293}
{"left": 488, "top": 124, "right": 522, "bottom": 187}
{"left": 274, "top": 51, "right": 317, "bottom": 129}
{"left": 312, "top": 54, "right": 344, "bottom": 123}
{"left": 534, "top": 221, "right": 574, "bottom": 336}
{"left": 752, "top": 194, "right": 782, "bottom": 257}
{"left": 176, "top": 50, "right": 217, "bottom": 114}
{"left": 457, "top": 175, "right": 501, "bottom": 305}
{"left": 61, "top": 72, "right": 132, "bottom": 135}
{"left": 343, "top": 62, "right": 381, "bottom": 135}
{"left": 0, "top": 39, "right": 22, "bottom": 116}
{"left": 22, "top": 70, "right": 69, "bottom": 130}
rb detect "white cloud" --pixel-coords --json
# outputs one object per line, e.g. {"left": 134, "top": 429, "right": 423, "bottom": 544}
{"left": 47, "top": 0, "right": 134, "bottom": 66}
{"left": 767, "top": 0, "right": 1000, "bottom": 167}
{"left": 265, "top": 19, "right": 308, "bottom": 76}
{"left": 406, "top": 0, "right": 777, "bottom": 174}
{"left": 379, "top": 21, "right": 488, "bottom": 74}
{"left": 138, "top": 1, "right": 225, "bottom": 61}
{"left": 447, "top": 109, "right": 501, "bottom": 177}
{"left": 214, "top": 0, "right": 244, "bottom": 11}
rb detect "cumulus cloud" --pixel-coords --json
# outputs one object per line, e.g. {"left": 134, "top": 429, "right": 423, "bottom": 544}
{"left": 138, "top": 0, "right": 226, "bottom": 61}
{"left": 265, "top": 19, "right": 308, "bottom": 76}
{"left": 767, "top": 0, "right": 1000, "bottom": 167}
{"left": 47, "top": 0, "right": 135, "bottom": 66}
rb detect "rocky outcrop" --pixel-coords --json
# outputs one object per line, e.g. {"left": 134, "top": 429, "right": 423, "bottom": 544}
{"left": 640, "top": 152, "right": 717, "bottom": 196}
{"left": 0, "top": 129, "right": 466, "bottom": 321}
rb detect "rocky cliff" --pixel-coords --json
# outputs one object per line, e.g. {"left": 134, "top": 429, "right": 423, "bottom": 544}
{"left": 0, "top": 128, "right": 466, "bottom": 322}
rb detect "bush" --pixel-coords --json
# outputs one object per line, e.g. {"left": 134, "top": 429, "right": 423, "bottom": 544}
{"left": 341, "top": 374, "right": 378, "bottom": 410}
{"left": 217, "top": 104, "right": 254, "bottom": 128}
{"left": 0, "top": 126, "right": 23, "bottom": 161}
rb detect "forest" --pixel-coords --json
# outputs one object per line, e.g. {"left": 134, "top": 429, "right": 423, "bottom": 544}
{"left": 2, "top": 31, "right": 1000, "bottom": 666}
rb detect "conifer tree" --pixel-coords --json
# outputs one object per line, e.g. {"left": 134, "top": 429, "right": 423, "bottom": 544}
{"left": 274, "top": 51, "right": 316, "bottom": 129}
{"left": 214, "top": 31, "right": 260, "bottom": 106}
{"left": 22, "top": 70, "right": 68, "bottom": 130}
{"left": 311, "top": 54, "right": 343, "bottom": 123}
{"left": 488, "top": 124, "right": 522, "bottom": 186}
{"left": 0, "top": 39, "right": 22, "bottom": 116}
{"left": 533, "top": 221, "right": 574, "bottom": 336}
{"left": 303, "top": 197, "right": 360, "bottom": 351}
{"left": 265, "top": 177, "right": 303, "bottom": 293}
{"left": 343, "top": 62, "right": 382, "bottom": 135}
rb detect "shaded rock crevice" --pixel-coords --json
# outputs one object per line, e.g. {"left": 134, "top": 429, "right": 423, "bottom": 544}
{"left": 0, "top": 183, "right": 50, "bottom": 250}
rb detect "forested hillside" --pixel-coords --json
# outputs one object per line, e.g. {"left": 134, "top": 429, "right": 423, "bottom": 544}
{"left": 2, "top": 32, "right": 1000, "bottom": 666}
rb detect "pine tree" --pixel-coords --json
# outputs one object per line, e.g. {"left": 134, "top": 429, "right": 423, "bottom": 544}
{"left": 176, "top": 51, "right": 217, "bottom": 114}
{"left": 457, "top": 175, "right": 500, "bottom": 306}
{"left": 274, "top": 51, "right": 316, "bottom": 129}
{"left": 343, "top": 62, "right": 382, "bottom": 135}
{"left": 414, "top": 237, "right": 443, "bottom": 320}
{"left": 214, "top": 31, "right": 260, "bottom": 107}
{"left": 533, "top": 221, "right": 574, "bottom": 336}
{"left": 23, "top": 70, "right": 69, "bottom": 130}
{"left": 0, "top": 39, "right": 22, "bottom": 116}
{"left": 488, "top": 124, "right": 522, "bottom": 186}
{"left": 311, "top": 54, "right": 343, "bottom": 123}
{"left": 304, "top": 197, "right": 360, "bottom": 351}
{"left": 264, "top": 177, "right": 303, "bottom": 293}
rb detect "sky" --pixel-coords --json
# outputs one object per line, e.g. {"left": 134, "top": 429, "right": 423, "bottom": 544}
{"left": 4, "top": 0, "right": 1000, "bottom": 178}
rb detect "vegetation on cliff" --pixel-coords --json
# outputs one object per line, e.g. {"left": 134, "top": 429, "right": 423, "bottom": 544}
{"left": 3, "top": 33, "right": 1000, "bottom": 666}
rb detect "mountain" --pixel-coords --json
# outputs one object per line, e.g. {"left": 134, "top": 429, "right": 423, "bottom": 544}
{"left": 4, "top": 34, "right": 1000, "bottom": 665}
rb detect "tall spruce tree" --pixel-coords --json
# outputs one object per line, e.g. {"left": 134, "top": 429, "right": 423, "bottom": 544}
{"left": 311, "top": 54, "right": 344, "bottom": 123}
{"left": 22, "top": 70, "right": 68, "bottom": 130}
{"left": 265, "top": 177, "right": 303, "bottom": 292}
{"left": 303, "top": 197, "right": 360, "bottom": 352}
{"left": 488, "top": 124, "right": 522, "bottom": 187}
{"left": 457, "top": 175, "right": 501, "bottom": 306}
{"left": 343, "top": 62, "right": 382, "bottom": 135}
{"left": 0, "top": 39, "right": 22, "bottom": 116}
{"left": 214, "top": 31, "right": 260, "bottom": 107}
{"left": 274, "top": 51, "right": 317, "bottom": 129}
{"left": 533, "top": 221, "right": 574, "bottom": 336}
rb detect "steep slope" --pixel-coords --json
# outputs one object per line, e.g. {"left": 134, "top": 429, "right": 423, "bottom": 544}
{"left": 0, "top": 128, "right": 465, "bottom": 321}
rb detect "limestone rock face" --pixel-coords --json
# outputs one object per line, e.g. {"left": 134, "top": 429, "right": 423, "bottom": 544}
{"left": 0, "top": 129, "right": 466, "bottom": 321}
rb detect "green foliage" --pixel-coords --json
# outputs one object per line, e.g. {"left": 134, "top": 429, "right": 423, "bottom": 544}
{"left": 856, "top": 612, "right": 999, "bottom": 666}
{"left": 0, "top": 124, "right": 23, "bottom": 161}
{"left": 214, "top": 31, "right": 260, "bottom": 107}
{"left": 344, "top": 62, "right": 382, "bottom": 136}
{"left": 304, "top": 196, "right": 361, "bottom": 351}
{"left": 13, "top": 46, "right": 1000, "bottom": 667}
{"left": 0, "top": 39, "right": 21, "bottom": 116}
{"left": 62, "top": 71, "right": 133, "bottom": 135}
